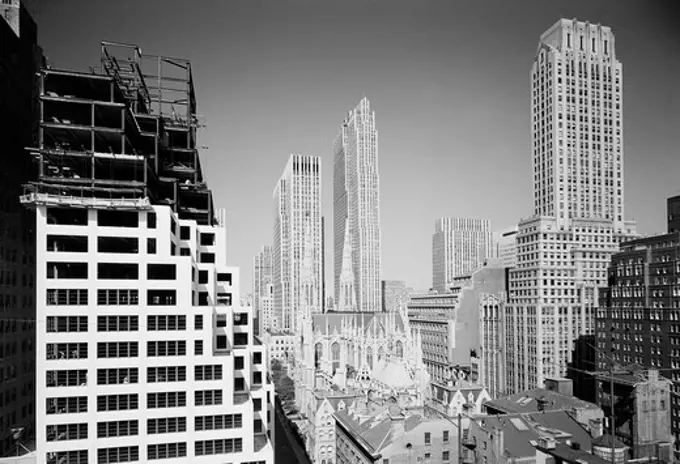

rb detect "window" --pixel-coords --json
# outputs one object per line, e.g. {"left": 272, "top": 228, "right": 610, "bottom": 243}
{"left": 195, "top": 340, "right": 203, "bottom": 355}
{"left": 148, "top": 442, "right": 187, "bottom": 460}
{"left": 253, "top": 352, "right": 262, "bottom": 365}
{"left": 234, "top": 333, "right": 248, "bottom": 347}
{"left": 46, "top": 450, "right": 87, "bottom": 464}
{"left": 195, "top": 414, "right": 242, "bottom": 431}
{"left": 47, "top": 208, "right": 87, "bottom": 225}
{"left": 147, "top": 417, "right": 186, "bottom": 435}
{"left": 147, "top": 212, "right": 157, "bottom": 229}
{"left": 47, "top": 235, "right": 88, "bottom": 252}
{"left": 194, "top": 438, "right": 242, "bottom": 456}
{"left": 46, "top": 396, "right": 87, "bottom": 414}
{"left": 147, "top": 391, "right": 186, "bottom": 409}
{"left": 147, "top": 315, "right": 186, "bottom": 331}
{"left": 195, "top": 315, "right": 203, "bottom": 330}
{"left": 195, "top": 365, "right": 223, "bottom": 381}
{"left": 97, "top": 289, "right": 139, "bottom": 305}
{"left": 46, "top": 369, "right": 87, "bottom": 387}
{"left": 98, "top": 236, "right": 139, "bottom": 253}
{"left": 97, "top": 210, "right": 138, "bottom": 228}
{"left": 254, "top": 398, "right": 262, "bottom": 411}
{"left": 443, "top": 430, "right": 450, "bottom": 443}
{"left": 200, "top": 233, "right": 215, "bottom": 246}
{"left": 148, "top": 289, "right": 176, "bottom": 305}
{"left": 44, "top": 315, "right": 86, "bottom": 333}
{"left": 98, "top": 263, "right": 138, "bottom": 279}
{"left": 47, "top": 262, "right": 88, "bottom": 279}
{"left": 198, "top": 291, "right": 209, "bottom": 306}
{"left": 97, "top": 315, "right": 139, "bottom": 331}
{"left": 180, "top": 226, "right": 191, "bottom": 240}
{"left": 46, "top": 288, "right": 88, "bottom": 306}
{"left": 235, "top": 356, "right": 244, "bottom": 369}
{"left": 96, "top": 394, "right": 139, "bottom": 411}
{"left": 424, "top": 432, "right": 431, "bottom": 445}
{"left": 147, "top": 238, "right": 157, "bottom": 254}
{"left": 46, "top": 423, "right": 88, "bottom": 441}
{"left": 217, "top": 273, "right": 232, "bottom": 284}
{"left": 217, "top": 335, "right": 228, "bottom": 350}
{"left": 234, "top": 377, "right": 245, "bottom": 392}
{"left": 147, "top": 263, "right": 176, "bottom": 280}
{"left": 147, "top": 366, "right": 186, "bottom": 383}
{"left": 216, "top": 315, "right": 227, "bottom": 327}
{"left": 97, "top": 342, "right": 139, "bottom": 358}
{"left": 195, "top": 389, "right": 223, "bottom": 406}
{"left": 97, "top": 446, "right": 139, "bottom": 464}
{"left": 199, "top": 270, "right": 209, "bottom": 284}
{"left": 234, "top": 313, "right": 248, "bottom": 326}
{"left": 46, "top": 342, "right": 87, "bottom": 361}
{"left": 97, "top": 368, "right": 138, "bottom": 385}
{"left": 97, "top": 420, "right": 139, "bottom": 438}
{"left": 148, "top": 341, "right": 186, "bottom": 357}
{"left": 443, "top": 450, "right": 450, "bottom": 461}
{"left": 253, "top": 371, "right": 262, "bottom": 385}
{"left": 180, "top": 248, "right": 190, "bottom": 256}
{"left": 200, "top": 253, "right": 215, "bottom": 263}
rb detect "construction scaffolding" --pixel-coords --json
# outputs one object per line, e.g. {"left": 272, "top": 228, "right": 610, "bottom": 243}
{"left": 21, "top": 41, "right": 215, "bottom": 225}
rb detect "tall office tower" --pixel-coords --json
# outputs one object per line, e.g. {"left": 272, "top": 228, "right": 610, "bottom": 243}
{"left": 273, "top": 155, "right": 322, "bottom": 332}
{"left": 0, "top": 1, "right": 43, "bottom": 454}
{"left": 505, "top": 19, "right": 637, "bottom": 394}
{"left": 253, "top": 246, "right": 273, "bottom": 333}
{"left": 333, "top": 98, "right": 382, "bottom": 312}
{"left": 25, "top": 42, "right": 274, "bottom": 463}
{"left": 381, "top": 279, "right": 408, "bottom": 312}
{"left": 494, "top": 226, "right": 519, "bottom": 268}
{"left": 432, "top": 218, "right": 492, "bottom": 293}
{"left": 321, "top": 216, "right": 325, "bottom": 312}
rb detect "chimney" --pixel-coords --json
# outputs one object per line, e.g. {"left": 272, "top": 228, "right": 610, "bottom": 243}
{"left": 589, "top": 418, "right": 603, "bottom": 439}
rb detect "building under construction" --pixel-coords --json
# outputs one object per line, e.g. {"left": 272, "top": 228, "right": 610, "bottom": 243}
{"left": 23, "top": 41, "right": 215, "bottom": 225}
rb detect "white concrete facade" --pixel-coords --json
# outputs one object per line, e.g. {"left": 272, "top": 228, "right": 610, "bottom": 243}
{"left": 35, "top": 203, "right": 274, "bottom": 463}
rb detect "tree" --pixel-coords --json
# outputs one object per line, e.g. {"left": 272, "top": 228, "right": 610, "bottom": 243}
{"left": 279, "top": 375, "right": 295, "bottom": 403}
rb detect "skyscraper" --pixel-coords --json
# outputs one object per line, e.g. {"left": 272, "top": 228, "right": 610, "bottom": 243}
{"left": 333, "top": 98, "right": 381, "bottom": 312}
{"left": 273, "top": 155, "right": 322, "bottom": 331}
{"left": 28, "top": 42, "right": 274, "bottom": 463}
{"left": 504, "top": 19, "right": 637, "bottom": 393}
{"left": 253, "top": 245, "right": 273, "bottom": 333}
{"left": 0, "top": 1, "right": 43, "bottom": 453}
{"left": 432, "top": 218, "right": 492, "bottom": 293}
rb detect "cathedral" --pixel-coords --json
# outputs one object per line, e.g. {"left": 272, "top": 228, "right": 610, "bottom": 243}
{"left": 287, "top": 220, "right": 431, "bottom": 463}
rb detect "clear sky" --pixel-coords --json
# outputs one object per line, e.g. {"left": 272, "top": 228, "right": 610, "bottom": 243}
{"left": 30, "top": 0, "right": 680, "bottom": 292}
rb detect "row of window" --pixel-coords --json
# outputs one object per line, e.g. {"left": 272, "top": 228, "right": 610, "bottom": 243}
{"left": 47, "top": 263, "right": 176, "bottom": 280}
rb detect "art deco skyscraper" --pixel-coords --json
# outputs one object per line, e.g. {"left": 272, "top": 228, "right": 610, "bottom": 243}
{"left": 432, "top": 218, "right": 492, "bottom": 293}
{"left": 253, "top": 245, "right": 273, "bottom": 333}
{"left": 273, "top": 155, "right": 322, "bottom": 331}
{"left": 333, "top": 98, "right": 382, "bottom": 312}
{"left": 504, "top": 19, "right": 637, "bottom": 393}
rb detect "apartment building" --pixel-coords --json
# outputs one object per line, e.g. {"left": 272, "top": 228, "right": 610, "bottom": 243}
{"left": 504, "top": 19, "right": 637, "bottom": 394}
{"left": 494, "top": 226, "right": 518, "bottom": 268}
{"left": 21, "top": 41, "right": 274, "bottom": 464}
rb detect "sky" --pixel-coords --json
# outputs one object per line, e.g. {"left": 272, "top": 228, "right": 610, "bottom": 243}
{"left": 29, "top": 0, "right": 680, "bottom": 293}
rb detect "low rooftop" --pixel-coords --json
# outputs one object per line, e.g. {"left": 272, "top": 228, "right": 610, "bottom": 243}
{"left": 485, "top": 387, "right": 599, "bottom": 414}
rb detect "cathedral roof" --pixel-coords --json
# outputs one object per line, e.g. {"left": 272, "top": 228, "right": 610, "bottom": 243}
{"left": 312, "top": 311, "right": 406, "bottom": 335}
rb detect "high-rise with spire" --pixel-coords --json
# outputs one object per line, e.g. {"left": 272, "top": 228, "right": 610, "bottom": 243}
{"left": 504, "top": 19, "right": 637, "bottom": 393}
{"left": 333, "top": 97, "right": 382, "bottom": 312}
{"left": 273, "top": 155, "right": 322, "bottom": 332}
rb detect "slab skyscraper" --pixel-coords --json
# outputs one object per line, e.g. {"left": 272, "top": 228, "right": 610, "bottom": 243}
{"left": 432, "top": 217, "right": 492, "bottom": 293}
{"left": 333, "top": 98, "right": 382, "bottom": 312}
{"left": 504, "top": 19, "right": 637, "bottom": 393}
{"left": 273, "top": 155, "right": 322, "bottom": 332}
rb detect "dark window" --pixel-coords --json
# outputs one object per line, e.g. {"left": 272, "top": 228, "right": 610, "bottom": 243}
{"left": 96, "top": 394, "right": 139, "bottom": 412}
{"left": 97, "top": 368, "right": 138, "bottom": 385}
{"left": 46, "top": 289, "right": 88, "bottom": 306}
{"left": 200, "top": 233, "right": 215, "bottom": 246}
{"left": 97, "top": 210, "right": 138, "bottom": 228}
{"left": 98, "top": 236, "right": 139, "bottom": 254}
{"left": 97, "top": 420, "right": 139, "bottom": 438}
{"left": 147, "top": 366, "right": 186, "bottom": 383}
{"left": 216, "top": 316, "right": 227, "bottom": 328}
{"left": 253, "top": 352, "right": 262, "bottom": 365}
{"left": 234, "top": 313, "right": 248, "bottom": 326}
{"left": 46, "top": 450, "right": 88, "bottom": 463}
{"left": 443, "top": 430, "right": 450, "bottom": 443}
{"left": 180, "top": 226, "right": 191, "bottom": 240}
{"left": 200, "top": 253, "right": 215, "bottom": 263}
{"left": 425, "top": 432, "right": 431, "bottom": 445}
{"left": 147, "top": 238, "right": 157, "bottom": 254}
{"left": 147, "top": 417, "right": 187, "bottom": 435}
{"left": 199, "top": 270, "right": 208, "bottom": 284}
{"left": 97, "top": 446, "right": 139, "bottom": 463}
{"left": 217, "top": 335, "right": 228, "bottom": 350}
{"left": 195, "top": 315, "right": 203, "bottom": 330}
{"left": 46, "top": 208, "right": 88, "bottom": 225}
{"left": 46, "top": 396, "right": 87, "bottom": 414}
{"left": 253, "top": 371, "right": 262, "bottom": 385}
{"left": 47, "top": 262, "right": 88, "bottom": 279}
{"left": 198, "top": 292, "right": 209, "bottom": 306}
{"left": 47, "top": 235, "right": 88, "bottom": 252}
{"left": 147, "top": 264, "right": 176, "bottom": 280}
{"left": 216, "top": 273, "right": 232, "bottom": 284}
{"left": 147, "top": 290, "right": 176, "bottom": 306}
{"left": 254, "top": 398, "right": 262, "bottom": 411}
{"left": 148, "top": 442, "right": 187, "bottom": 460}
{"left": 97, "top": 316, "right": 139, "bottom": 332}
{"left": 194, "top": 438, "right": 242, "bottom": 456}
{"left": 234, "top": 378, "right": 245, "bottom": 392}
{"left": 180, "top": 248, "right": 190, "bottom": 256}
{"left": 147, "top": 212, "right": 156, "bottom": 229}
{"left": 194, "top": 340, "right": 203, "bottom": 355}
{"left": 97, "top": 289, "right": 139, "bottom": 305}
{"left": 235, "top": 357, "right": 244, "bottom": 370}
{"left": 233, "top": 333, "right": 247, "bottom": 347}
{"left": 98, "top": 263, "right": 138, "bottom": 280}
